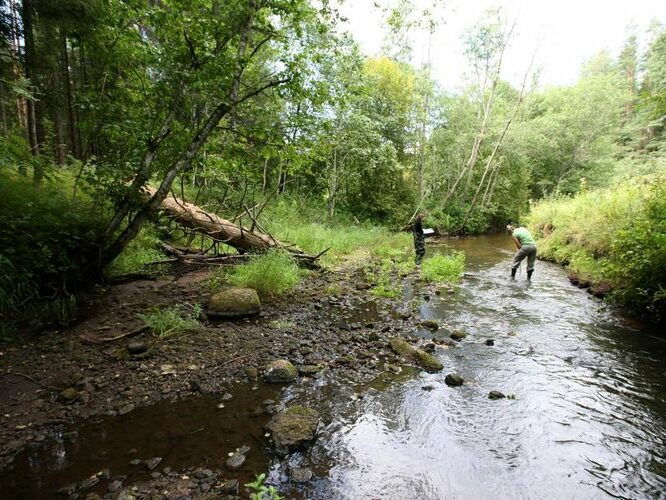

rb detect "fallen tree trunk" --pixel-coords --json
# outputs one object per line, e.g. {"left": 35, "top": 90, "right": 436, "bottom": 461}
{"left": 142, "top": 186, "right": 285, "bottom": 254}
{"left": 158, "top": 242, "right": 328, "bottom": 270}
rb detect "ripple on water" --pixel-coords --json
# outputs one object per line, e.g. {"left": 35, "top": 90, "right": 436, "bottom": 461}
{"left": 313, "top": 236, "right": 666, "bottom": 499}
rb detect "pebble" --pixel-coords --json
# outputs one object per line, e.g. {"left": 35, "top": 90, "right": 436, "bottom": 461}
{"left": 218, "top": 479, "right": 239, "bottom": 494}
{"left": 118, "top": 403, "right": 135, "bottom": 416}
{"left": 445, "top": 374, "right": 464, "bottom": 387}
{"left": 127, "top": 341, "right": 147, "bottom": 355}
{"left": 78, "top": 475, "right": 100, "bottom": 490}
{"left": 192, "top": 467, "right": 214, "bottom": 479}
{"left": 485, "top": 339, "right": 495, "bottom": 346}
{"left": 225, "top": 452, "right": 246, "bottom": 471}
{"left": 144, "top": 456, "right": 163, "bottom": 470}
{"left": 108, "top": 480, "right": 123, "bottom": 493}
{"left": 290, "top": 466, "right": 313, "bottom": 483}
{"left": 488, "top": 390, "right": 506, "bottom": 400}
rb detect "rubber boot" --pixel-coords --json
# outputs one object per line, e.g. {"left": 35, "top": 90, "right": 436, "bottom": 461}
{"left": 511, "top": 268, "right": 517, "bottom": 279}
{"left": 527, "top": 269, "right": 533, "bottom": 281}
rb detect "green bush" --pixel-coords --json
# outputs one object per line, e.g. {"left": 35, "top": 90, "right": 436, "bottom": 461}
{"left": 526, "top": 176, "right": 666, "bottom": 322}
{"left": 106, "top": 224, "right": 169, "bottom": 277}
{"left": 226, "top": 251, "right": 302, "bottom": 298}
{"left": 420, "top": 252, "right": 466, "bottom": 283}
{"left": 0, "top": 172, "right": 104, "bottom": 334}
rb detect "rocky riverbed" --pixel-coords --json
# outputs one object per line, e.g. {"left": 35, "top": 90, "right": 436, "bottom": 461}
{"left": 0, "top": 261, "right": 459, "bottom": 498}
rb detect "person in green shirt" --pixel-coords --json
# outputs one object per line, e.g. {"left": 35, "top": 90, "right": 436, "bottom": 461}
{"left": 506, "top": 224, "right": 537, "bottom": 280}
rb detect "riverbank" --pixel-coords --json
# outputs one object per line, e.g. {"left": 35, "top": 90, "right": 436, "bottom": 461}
{"left": 525, "top": 175, "right": 666, "bottom": 325}
{"left": 0, "top": 256, "right": 460, "bottom": 498}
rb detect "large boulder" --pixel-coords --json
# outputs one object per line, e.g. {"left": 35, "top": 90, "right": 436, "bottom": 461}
{"left": 207, "top": 288, "right": 260, "bottom": 318}
{"left": 388, "top": 337, "right": 443, "bottom": 373}
{"left": 265, "top": 406, "right": 320, "bottom": 455}
{"left": 264, "top": 359, "right": 297, "bottom": 383}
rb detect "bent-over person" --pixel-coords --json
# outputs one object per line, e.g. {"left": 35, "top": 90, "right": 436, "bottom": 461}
{"left": 507, "top": 224, "right": 537, "bottom": 280}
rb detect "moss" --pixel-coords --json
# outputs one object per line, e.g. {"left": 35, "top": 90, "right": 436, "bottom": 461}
{"left": 388, "top": 337, "right": 443, "bottom": 372}
{"left": 266, "top": 406, "right": 320, "bottom": 455}
{"left": 420, "top": 319, "right": 439, "bottom": 331}
{"left": 263, "top": 359, "right": 298, "bottom": 383}
{"left": 208, "top": 288, "right": 260, "bottom": 318}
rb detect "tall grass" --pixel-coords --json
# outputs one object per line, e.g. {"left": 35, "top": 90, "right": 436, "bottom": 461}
{"left": 526, "top": 175, "right": 666, "bottom": 322}
{"left": 260, "top": 198, "right": 412, "bottom": 264}
{"left": 218, "top": 251, "right": 303, "bottom": 298}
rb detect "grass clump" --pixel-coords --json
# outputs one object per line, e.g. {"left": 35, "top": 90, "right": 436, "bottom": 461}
{"left": 139, "top": 303, "right": 202, "bottom": 338}
{"left": 225, "top": 251, "right": 302, "bottom": 298}
{"left": 367, "top": 257, "right": 412, "bottom": 299}
{"left": 420, "top": 252, "right": 466, "bottom": 283}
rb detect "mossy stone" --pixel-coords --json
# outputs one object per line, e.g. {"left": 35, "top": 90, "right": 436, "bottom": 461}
{"left": 450, "top": 331, "right": 467, "bottom": 341}
{"left": 265, "top": 406, "right": 320, "bottom": 455}
{"left": 388, "top": 337, "right": 443, "bottom": 373}
{"left": 208, "top": 288, "right": 260, "bottom": 318}
{"left": 264, "top": 359, "right": 298, "bottom": 383}
{"left": 59, "top": 387, "right": 79, "bottom": 403}
{"left": 444, "top": 373, "right": 464, "bottom": 387}
{"left": 420, "top": 319, "right": 439, "bottom": 331}
{"left": 488, "top": 390, "right": 506, "bottom": 400}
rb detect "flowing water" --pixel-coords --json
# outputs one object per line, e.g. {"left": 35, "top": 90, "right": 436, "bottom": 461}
{"left": 294, "top": 235, "right": 666, "bottom": 499}
{"left": 2, "top": 235, "right": 665, "bottom": 499}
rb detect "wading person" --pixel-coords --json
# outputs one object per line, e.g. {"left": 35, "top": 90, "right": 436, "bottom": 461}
{"left": 507, "top": 223, "right": 537, "bottom": 280}
{"left": 413, "top": 214, "right": 426, "bottom": 266}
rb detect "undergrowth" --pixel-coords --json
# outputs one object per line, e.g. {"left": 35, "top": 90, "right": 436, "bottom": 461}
{"left": 106, "top": 225, "right": 169, "bottom": 277}
{"left": 139, "top": 303, "right": 202, "bottom": 338}
{"left": 245, "top": 473, "right": 282, "bottom": 500}
{"left": 420, "top": 252, "right": 466, "bottom": 283}
{"left": 208, "top": 251, "right": 303, "bottom": 298}
{"left": 0, "top": 171, "right": 104, "bottom": 336}
{"left": 526, "top": 175, "right": 666, "bottom": 323}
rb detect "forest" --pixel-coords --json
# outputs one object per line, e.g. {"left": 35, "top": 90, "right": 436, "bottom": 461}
{"left": 0, "top": 0, "right": 665, "bottom": 326}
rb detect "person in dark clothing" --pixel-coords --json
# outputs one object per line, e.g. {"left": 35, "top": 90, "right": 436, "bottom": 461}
{"left": 413, "top": 214, "right": 426, "bottom": 266}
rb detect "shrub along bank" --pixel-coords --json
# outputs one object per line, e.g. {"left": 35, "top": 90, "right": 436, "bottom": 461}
{"left": 526, "top": 176, "right": 666, "bottom": 324}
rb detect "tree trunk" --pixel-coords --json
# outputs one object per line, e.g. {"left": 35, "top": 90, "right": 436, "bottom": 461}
{"left": 22, "top": 0, "right": 43, "bottom": 182}
{"left": 61, "top": 30, "right": 80, "bottom": 159}
{"left": 142, "top": 186, "right": 283, "bottom": 253}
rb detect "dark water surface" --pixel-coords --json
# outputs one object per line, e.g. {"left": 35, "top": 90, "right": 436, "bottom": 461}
{"left": 2, "top": 235, "right": 665, "bottom": 499}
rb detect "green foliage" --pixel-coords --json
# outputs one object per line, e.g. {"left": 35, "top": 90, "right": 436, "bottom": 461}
{"left": 526, "top": 176, "right": 666, "bottom": 322}
{"left": 139, "top": 303, "right": 202, "bottom": 339}
{"left": 106, "top": 225, "right": 168, "bottom": 277}
{"left": 260, "top": 197, "right": 412, "bottom": 264}
{"left": 0, "top": 172, "right": 104, "bottom": 334}
{"left": 225, "top": 252, "right": 302, "bottom": 299}
{"left": 245, "top": 473, "right": 282, "bottom": 500}
{"left": 420, "top": 252, "right": 466, "bottom": 283}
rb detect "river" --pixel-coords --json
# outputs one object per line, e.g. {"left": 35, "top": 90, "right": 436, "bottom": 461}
{"left": 2, "top": 235, "right": 665, "bottom": 499}
{"left": 284, "top": 235, "right": 666, "bottom": 499}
